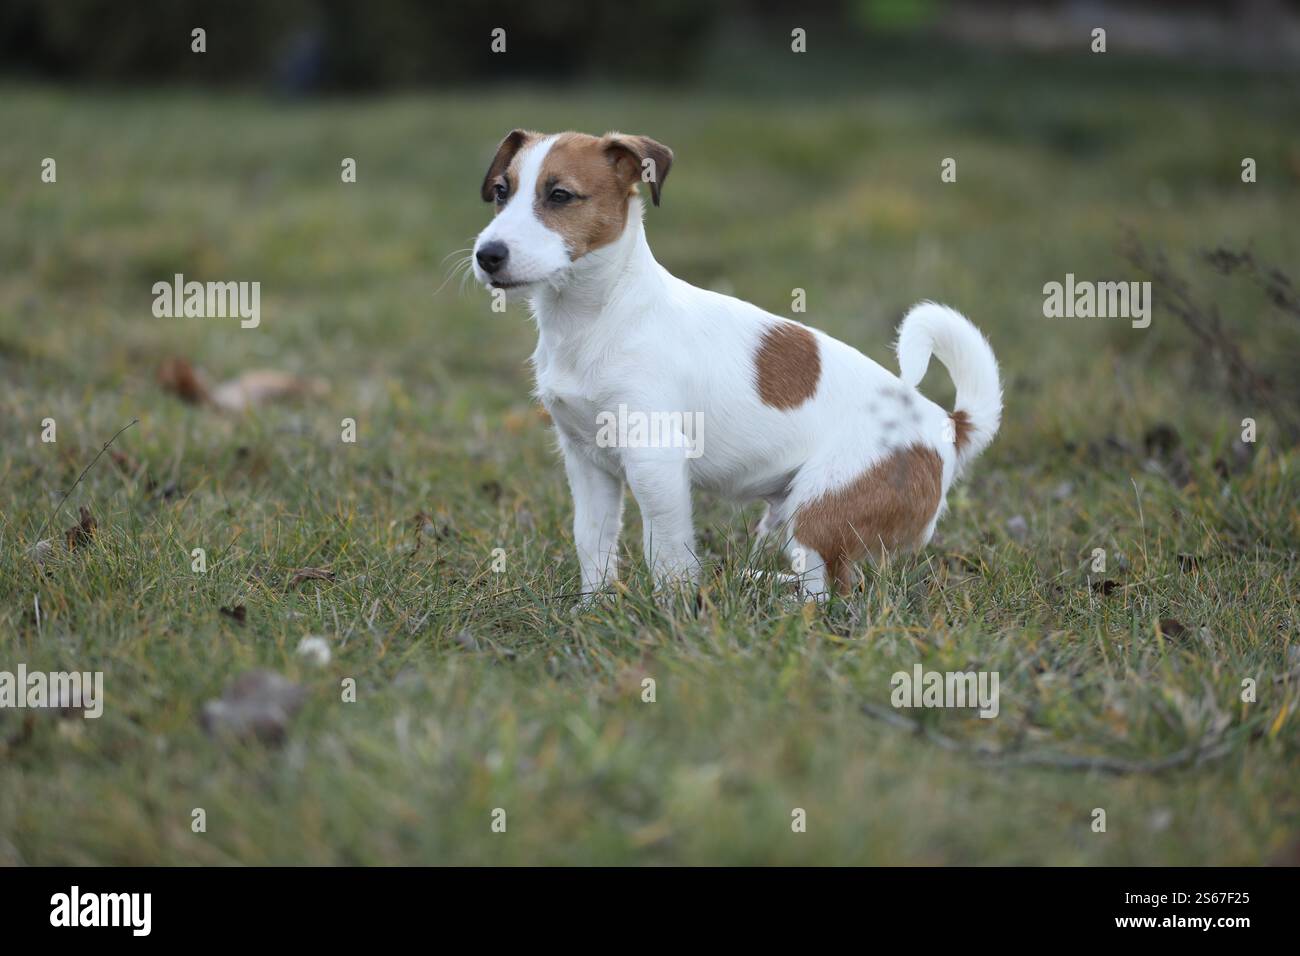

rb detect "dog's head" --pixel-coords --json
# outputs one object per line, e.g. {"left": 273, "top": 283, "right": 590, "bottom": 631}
{"left": 471, "top": 130, "right": 672, "bottom": 293}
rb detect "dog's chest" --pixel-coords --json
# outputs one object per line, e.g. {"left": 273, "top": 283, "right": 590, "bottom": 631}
{"left": 535, "top": 364, "right": 620, "bottom": 465}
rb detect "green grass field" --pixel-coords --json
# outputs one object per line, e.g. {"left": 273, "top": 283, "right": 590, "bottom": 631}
{"left": 1, "top": 52, "right": 1298, "bottom": 864}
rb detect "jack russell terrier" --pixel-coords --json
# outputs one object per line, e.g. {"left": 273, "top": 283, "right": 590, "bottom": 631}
{"left": 471, "top": 129, "right": 1002, "bottom": 600}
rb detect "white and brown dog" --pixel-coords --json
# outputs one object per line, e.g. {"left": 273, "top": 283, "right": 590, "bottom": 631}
{"left": 471, "top": 129, "right": 1002, "bottom": 599}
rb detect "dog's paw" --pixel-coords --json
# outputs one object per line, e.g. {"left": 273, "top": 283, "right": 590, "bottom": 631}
{"left": 652, "top": 579, "right": 704, "bottom": 616}
{"left": 569, "top": 589, "right": 616, "bottom": 616}
{"left": 741, "top": 568, "right": 803, "bottom": 588}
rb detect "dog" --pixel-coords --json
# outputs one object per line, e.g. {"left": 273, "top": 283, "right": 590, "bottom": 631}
{"left": 471, "top": 129, "right": 1002, "bottom": 599}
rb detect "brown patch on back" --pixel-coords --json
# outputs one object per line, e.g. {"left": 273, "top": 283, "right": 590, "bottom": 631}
{"left": 794, "top": 444, "right": 944, "bottom": 593}
{"left": 950, "top": 409, "right": 973, "bottom": 453}
{"left": 755, "top": 323, "right": 821, "bottom": 409}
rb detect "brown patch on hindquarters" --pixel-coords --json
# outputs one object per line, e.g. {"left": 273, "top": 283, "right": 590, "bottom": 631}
{"left": 755, "top": 323, "right": 821, "bottom": 409}
{"left": 950, "top": 409, "right": 973, "bottom": 453}
{"left": 794, "top": 444, "right": 944, "bottom": 592}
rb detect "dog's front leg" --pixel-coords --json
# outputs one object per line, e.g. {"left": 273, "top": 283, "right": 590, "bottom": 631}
{"left": 560, "top": 437, "right": 625, "bottom": 600}
{"left": 623, "top": 444, "right": 697, "bottom": 589}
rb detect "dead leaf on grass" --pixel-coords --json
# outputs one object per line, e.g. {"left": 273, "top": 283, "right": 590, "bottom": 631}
{"left": 158, "top": 357, "right": 326, "bottom": 412}
{"left": 64, "top": 506, "right": 96, "bottom": 550}
{"left": 209, "top": 370, "right": 326, "bottom": 412}
{"left": 157, "top": 356, "right": 211, "bottom": 404}
{"left": 288, "top": 567, "right": 335, "bottom": 587}
{"left": 219, "top": 604, "right": 247, "bottom": 625}
{"left": 1157, "top": 618, "right": 1189, "bottom": 639}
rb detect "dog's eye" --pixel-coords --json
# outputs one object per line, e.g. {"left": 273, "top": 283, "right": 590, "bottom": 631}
{"left": 493, "top": 183, "right": 508, "bottom": 204}
{"left": 548, "top": 188, "right": 574, "bottom": 204}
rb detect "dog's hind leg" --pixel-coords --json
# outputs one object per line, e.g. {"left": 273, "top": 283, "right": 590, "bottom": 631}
{"left": 748, "top": 503, "right": 779, "bottom": 559}
{"left": 786, "top": 538, "right": 832, "bottom": 602}
{"left": 742, "top": 499, "right": 805, "bottom": 589}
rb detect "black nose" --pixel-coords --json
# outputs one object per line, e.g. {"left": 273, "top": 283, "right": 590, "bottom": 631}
{"left": 476, "top": 241, "right": 508, "bottom": 275}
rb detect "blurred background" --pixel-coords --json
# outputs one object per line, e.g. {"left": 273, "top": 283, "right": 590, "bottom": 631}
{"left": 1, "top": 1, "right": 1298, "bottom": 865}
{"left": 3, "top": 0, "right": 1299, "bottom": 89}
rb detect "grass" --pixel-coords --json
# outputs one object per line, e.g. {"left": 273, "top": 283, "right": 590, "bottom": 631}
{"left": 0, "top": 51, "right": 1298, "bottom": 864}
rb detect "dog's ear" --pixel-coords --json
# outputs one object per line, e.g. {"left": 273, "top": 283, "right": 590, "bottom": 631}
{"left": 603, "top": 133, "right": 673, "bottom": 207}
{"left": 481, "top": 129, "right": 535, "bottom": 202}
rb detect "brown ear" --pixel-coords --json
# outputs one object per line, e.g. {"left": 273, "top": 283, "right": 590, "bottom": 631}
{"left": 480, "top": 129, "right": 535, "bottom": 202}
{"left": 603, "top": 133, "right": 673, "bottom": 207}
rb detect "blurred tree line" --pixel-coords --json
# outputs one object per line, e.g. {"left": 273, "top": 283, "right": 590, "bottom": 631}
{"left": 0, "top": 0, "right": 756, "bottom": 90}
{"left": 2, "top": 0, "right": 1287, "bottom": 90}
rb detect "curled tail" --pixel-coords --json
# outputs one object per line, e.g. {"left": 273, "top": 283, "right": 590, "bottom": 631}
{"left": 895, "top": 301, "right": 1002, "bottom": 468}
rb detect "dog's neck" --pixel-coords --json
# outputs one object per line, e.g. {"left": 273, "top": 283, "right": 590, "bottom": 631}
{"left": 529, "top": 197, "right": 661, "bottom": 344}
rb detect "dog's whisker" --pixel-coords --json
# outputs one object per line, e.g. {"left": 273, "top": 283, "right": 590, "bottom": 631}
{"left": 434, "top": 253, "right": 478, "bottom": 296}
{"left": 438, "top": 246, "right": 473, "bottom": 266}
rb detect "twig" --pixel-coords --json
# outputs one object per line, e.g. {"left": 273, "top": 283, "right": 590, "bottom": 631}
{"left": 1122, "top": 236, "right": 1299, "bottom": 443}
{"left": 1204, "top": 246, "right": 1300, "bottom": 320}
{"left": 861, "top": 702, "right": 1234, "bottom": 776}
{"left": 33, "top": 418, "right": 138, "bottom": 544}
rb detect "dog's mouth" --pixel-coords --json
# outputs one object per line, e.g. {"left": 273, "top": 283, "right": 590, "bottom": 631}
{"left": 488, "top": 278, "right": 536, "bottom": 290}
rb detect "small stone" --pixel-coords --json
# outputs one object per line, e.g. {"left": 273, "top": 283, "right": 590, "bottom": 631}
{"left": 26, "top": 539, "right": 54, "bottom": 564}
{"left": 200, "top": 670, "right": 305, "bottom": 744}
{"left": 296, "top": 636, "right": 331, "bottom": 666}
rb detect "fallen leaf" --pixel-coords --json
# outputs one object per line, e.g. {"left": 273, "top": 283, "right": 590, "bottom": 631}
{"left": 64, "top": 506, "right": 96, "bottom": 550}
{"left": 288, "top": 567, "right": 335, "bottom": 587}
{"left": 208, "top": 370, "right": 326, "bottom": 412}
{"left": 1157, "top": 617, "right": 1188, "bottom": 639}
{"left": 157, "top": 356, "right": 211, "bottom": 404}
{"left": 158, "top": 357, "right": 326, "bottom": 412}
{"left": 199, "top": 670, "right": 305, "bottom": 743}
{"left": 1143, "top": 423, "right": 1181, "bottom": 459}
{"left": 219, "top": 604, "right": 247, "bottom": 625}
